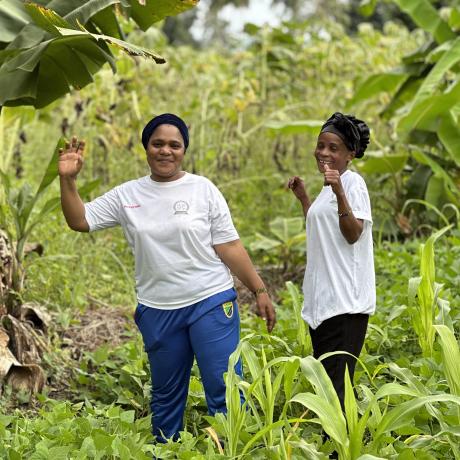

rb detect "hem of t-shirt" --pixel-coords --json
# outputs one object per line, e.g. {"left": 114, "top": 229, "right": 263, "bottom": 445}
{"left": 86, "top": 222, "right": 105, "bottom": 233}
{"left": 212, "top": 235, "right": 240, "bottom": 245}
{"left": 303, "top": 305, "right": 376, "bottom": 330}
{"left": 85, "top": 206, "right": 110, "bottom": 233}
{"left": 352, "top": 210, "right": 372, "bottom": 223}
{"left": 137, "top": 278, "right": 235, "bottom": 309}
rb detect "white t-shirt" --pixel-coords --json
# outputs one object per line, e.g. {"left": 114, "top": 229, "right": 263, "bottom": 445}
{"left": 302, "top": 170, "right": 376, "bottom": 329}
{"left": 84, "top": 173, "right": 239, "bottom": 309}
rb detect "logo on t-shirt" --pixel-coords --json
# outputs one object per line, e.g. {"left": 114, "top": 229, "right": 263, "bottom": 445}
{"left": 222, "top": 301, "right": 233, "bottom": 318}
{"left": 173, "top": 200, "right": 189, "bottom": 215}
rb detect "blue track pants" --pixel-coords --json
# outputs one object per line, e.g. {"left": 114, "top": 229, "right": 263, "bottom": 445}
{"left": 134, "top": 288, "right": 242, "bottom": 442}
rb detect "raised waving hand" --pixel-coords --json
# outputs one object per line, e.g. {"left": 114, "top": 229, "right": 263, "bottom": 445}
{"left": 58, "top": 136, "right": 85, "bottom": 179}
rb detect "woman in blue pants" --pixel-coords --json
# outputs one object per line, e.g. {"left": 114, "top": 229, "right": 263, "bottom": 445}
{"left": 58, "top": 113, "right": 276, "bottom": 442}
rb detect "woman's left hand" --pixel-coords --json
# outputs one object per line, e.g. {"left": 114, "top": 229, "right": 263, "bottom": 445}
{"left": 256, "top": 293, "right": 276, "bottom": 333}
{"left": 324, "top": 164, "right": 344, "bottom": 196}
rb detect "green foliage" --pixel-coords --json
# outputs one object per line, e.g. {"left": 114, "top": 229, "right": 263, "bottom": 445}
{"left": 0, "top": 400, "right": 154, "bottom": 459}
{"left": 434, "top": 325, "right": 460, "bottom": 397}
{"left": 0, "top": 139, "right": 63, "bottom": 305}
{"left": 407, "top": 225, "right": 452, "bottom": 357}
{"left": 1, "top": 6, "right": 459, "bottom": 459}
{"left": 264, "top": 120, "right": 324, "bottom": 135}
{"left": 7, "top": 15, "right": 420, "bottom": 239}
{"left": 0, "top": 0, "right": 197, "bottom": 108}
{"left": 0, "top": 109, "right": 20, "bottom": 172}
{"left": 392, "top": 0, "right": 455, "bottom": 44}
{"left": 0, "top": 139, "right": 99, "bottom": 310}
{"left": 249, "top": 217, "right": 305, "bottom": 272}
{"left": 355, "top": 151, "right": 408, "bottom": 175}
{"left": 75, "top": 335, "right": 150, "bottom": 415}
{"left": 125, "top": 0, "right": 199, "bottom": 32}
{"left": 352, "top": 0, "right": 460, "bottom": 225}
{"left": 1, "top": 228, "right": 459, "bottom": 458}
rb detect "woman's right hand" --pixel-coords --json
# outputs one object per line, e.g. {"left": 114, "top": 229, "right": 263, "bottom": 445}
{"left": 58, "top": 136, "right": 85, "bottom": 179}
{"left": 287, "top": 176, "right": 307, "bottom": 201}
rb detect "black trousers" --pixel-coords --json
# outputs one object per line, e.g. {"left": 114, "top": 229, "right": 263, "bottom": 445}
{"left": 309, "top": 313, "right": 369, "bottom": 409}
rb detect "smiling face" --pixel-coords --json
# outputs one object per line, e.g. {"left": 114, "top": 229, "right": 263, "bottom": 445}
{"left": 146, "top": 124, "right": 185, "bottom": 182}
{"left": 314, "top": 131, "right": 355, "bottom": 174}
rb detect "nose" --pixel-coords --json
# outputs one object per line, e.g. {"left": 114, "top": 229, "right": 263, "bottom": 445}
{"left": 158, "top": 146, "right": 171, "bottom": 155}
{"left": 316, "top": 146, "right": 330, "bottom": 156}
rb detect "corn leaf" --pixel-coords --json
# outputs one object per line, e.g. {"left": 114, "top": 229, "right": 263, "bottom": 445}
{"left": 434, "top": 325, "right": 460, "bottom": 396}
{"left": 374, "top": 394, "right": 460, "bottom": 442}
{"left": 344, "top": 367, "right": 360, "bottom": 459}
{"left": 299, "top": 356, "right": 345, "bottom": 427}
{"left": 291, "top": 392, "right": 348, "bottom": 449}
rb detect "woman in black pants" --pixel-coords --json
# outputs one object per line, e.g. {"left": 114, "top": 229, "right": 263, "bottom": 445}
{"left": 288, "top": 112, "right": 375, "bottom": 407}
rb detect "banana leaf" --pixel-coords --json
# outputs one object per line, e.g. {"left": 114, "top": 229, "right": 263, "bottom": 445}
{"left": 392, "top": 0, "right": 455, "bottom": 44}
{"left": 0, "top": 4, "right": 165, "bottom": 108}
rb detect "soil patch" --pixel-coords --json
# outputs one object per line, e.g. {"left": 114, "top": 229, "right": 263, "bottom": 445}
{"left": 60, "top": 300, "right": 134, "bottom": 359}
{"left": 43, "top": 301, "right": 134, "bottom": 402}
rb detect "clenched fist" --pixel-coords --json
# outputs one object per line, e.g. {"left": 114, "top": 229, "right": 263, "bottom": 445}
{"left": 323, "top": 164, "right": 344, "bottom": 196}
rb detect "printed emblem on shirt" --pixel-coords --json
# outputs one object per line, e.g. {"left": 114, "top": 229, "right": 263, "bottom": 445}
{"left": 222, "top": 301, "right": 233, "bottom": 318}
{"left": 173, "top": 200, "right": 189, "bottom": 215}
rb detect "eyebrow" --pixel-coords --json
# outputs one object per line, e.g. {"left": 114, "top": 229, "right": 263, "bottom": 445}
{"left": 151, "top": 138, "right": 182, "bottom": 143}
{"left": 316, "top": 141, "right": 339, "bottom": 147}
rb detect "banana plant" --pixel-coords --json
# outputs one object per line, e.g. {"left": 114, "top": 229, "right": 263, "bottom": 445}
{"left": 249, "top": 216, "right": 305, "bottom": 272}
{"left": 0, "top": 0, "right": 198, "bottom": 108}
{"left": 354, "top": 0, "right": 460, "bottom": 217}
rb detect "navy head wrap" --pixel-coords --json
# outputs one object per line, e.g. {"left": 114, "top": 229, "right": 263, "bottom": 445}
{"left": 320, "top": 112, "right": 370, "bottom": 158}
{"left": 141, "top": 113, "right": 189, "bottom": 151}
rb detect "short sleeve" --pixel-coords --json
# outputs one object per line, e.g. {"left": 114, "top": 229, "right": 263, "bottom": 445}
{"left": 346, "top": 176, "right": 372, "bottom": 223}
{"left": 84, "top": 187, "right": 121, "bottom": 232}
{"left": 208, "top": 184, "right": 239, "bottom": 245}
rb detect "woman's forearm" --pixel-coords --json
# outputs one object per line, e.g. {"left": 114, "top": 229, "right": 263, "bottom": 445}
{"left": 213, "top": 239, "right": 265, "bottom": 292}
{"left": 299, "top": 196, "right": 311, "bottom": 218}
{"left": 214, "top": 239, "right": 276, "bottom": 332}
{"left": 336, "top": 192, "right": 363, "bottom": 244}
{"left": 60, "top": 176, "right": 89, "bottom": 232}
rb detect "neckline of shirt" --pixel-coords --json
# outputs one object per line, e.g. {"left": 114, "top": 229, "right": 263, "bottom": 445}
{"left": 145, "top": 172, "right": 191, "bottom": 188}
